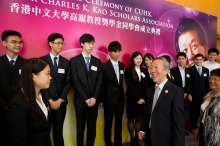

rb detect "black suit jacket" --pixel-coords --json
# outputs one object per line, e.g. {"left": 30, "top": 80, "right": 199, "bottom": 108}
{"left": 166, "top": 72, "right": 175, "bottom": 84}
{"left": 40, "top": 54, "right": 71, "bottom": 103}
{"left": 4, "top": 90, "right": 51, "bottom": 146}
{"left": 102, "top": 60, "right": 124, "bottom": 106}
{"left": 125, "top": 67, "right": 149, "bottom": 102}
{"left": 189, "top": 65, "right": 209, "bottom": 102}
{"left": 171, "top": 66, "right": 191, "bottom": 94}
{"left": 140, "top": 80, "right": 185, "bottom": 146}
{"left": 70, "top": 54, "right": 102, "bottom": 106}
{"left": 0, "top": 55, "right": 25, "bottom": 111}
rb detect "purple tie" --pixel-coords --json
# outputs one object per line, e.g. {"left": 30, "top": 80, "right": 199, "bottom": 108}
{"left": 10, "top": 60, "right": 15, "bottom": 66}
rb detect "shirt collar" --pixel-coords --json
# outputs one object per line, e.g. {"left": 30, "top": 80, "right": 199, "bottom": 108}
{"left": 178, "top": 65, "right": 185, "bottom": 70}
{"left": 110, "top": 59, "right": 118, "bottom": 65}
{"left": 49, "top": 52, "right": 60, "bottom": 60}
{"left": 156, "top": 79, "right": 168, "bottom": 90}
{"left": 82, "top": 52, "right": 91, "bottom": 58}
{"left": 195, "top": 64, "right": 202, "bottom": 69}
{"left": 6, "top": 53, "right": 18, "bottom": 62}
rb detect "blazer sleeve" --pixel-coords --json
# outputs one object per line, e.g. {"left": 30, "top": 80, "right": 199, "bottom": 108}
{"left": 172, "top": 87, "right": 185, "bottom": 146}
{"left": 0, "top": 93, "right": 7, "bottom": 111}
{"left": 125, "top": 68, "right": 141, "bottom": 102}
{"left": 70, "top": 58, "right": 89, "bottom": 101}
{"left": 4, "top": 96, "right": 29, "bottom": 146}
{"left": 59, "top": 63, "right": 71, "bottom": 101}
{"left": 93, "top": 60, "right": 103, "bottom": 100}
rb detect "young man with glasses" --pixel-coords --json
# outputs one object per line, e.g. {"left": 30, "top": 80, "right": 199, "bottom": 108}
{"left": 188, "top": 54, "right": 209, "bottom": 133}
{"left": 40, "top": 33, "right": 71, "bottom": 146}
{"left": 0, "top": 30, "right": 26, "bottom": 145}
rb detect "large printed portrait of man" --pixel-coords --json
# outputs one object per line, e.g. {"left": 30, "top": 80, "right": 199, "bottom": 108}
{"left": 175, "top": 18, "right": 206, "bottom": 67}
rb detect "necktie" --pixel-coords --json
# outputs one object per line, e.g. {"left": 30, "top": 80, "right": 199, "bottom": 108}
{"left": 114, "top": 64, "right": 119, "bottom": 83}
{"left": 85, "top": 57, "right": 90, "bottom": 71}
{"left": 149, "top": 86, "right": 160, "bottom": 128}
{"left": 10, "top": 60, "right": 15, "bottom": 66}
{"left": 54, "top": 57, "right": 58, "bottom": 77}
{"left": 198, "top": 68, "right": 201, "bottom": 76}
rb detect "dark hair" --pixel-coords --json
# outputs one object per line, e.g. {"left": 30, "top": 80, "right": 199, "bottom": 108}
{"left": 208, "top": 48, "right": 219, "bottom": 55}
{"left": 108, "top": 41, "right": 122, "bottom": 52}
{"left": 130, "top": 52, "right": 143, "bottom": 81}
{"left": 16, "top": 58, "right": 49, "bottom": 122}
{"left": 143, "top": 53, "right": 154, "bottom": 66}
{"left": 1, "top": 30, "right": 22, "bottom": 41}
{"left": 176, "top": 52, "right": 187, "bottom": 59}
{"left": 47, "top": 33, "right": 64, "bottom": 43}
{"left": 175, "top": 18, "right": 206, "bottom": 53}
{"left": 79, "top": 33, "right": 95, "bottom": 44}
{"left": 195, "top": 53, "right": 204, "bottom": 59}
{"left": 210, "top": 68, "right": 220, "bottom": 77}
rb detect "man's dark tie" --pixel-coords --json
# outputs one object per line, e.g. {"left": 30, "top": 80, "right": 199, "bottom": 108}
{"left": 54, "top": 57, "right": 58, "bottom": 77}
{"left": 10, "top": 60, "right": 15, "bottom": 66}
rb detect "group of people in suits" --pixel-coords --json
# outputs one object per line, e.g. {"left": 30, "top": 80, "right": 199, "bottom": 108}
{"left": 0, "top": 29, "right": 219, "bottom": 146}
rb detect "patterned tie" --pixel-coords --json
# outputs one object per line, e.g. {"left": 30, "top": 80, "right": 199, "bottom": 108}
{"left": 149, "top": 86, "right": 160, "bottom": 128}
{"left": 10, "top": 60, "right": 15, "bottom": 66}
{"left": 54, "top": 57, "right": 58, "bottom": 77}
{"left": 198, "top": 68, "right": 202, "bottom": 76}
{"left": 85, "top": 57, "right": 90, "bottom": 71}
{"left": 114, "top": 64, "right": 119, "bottom": 83}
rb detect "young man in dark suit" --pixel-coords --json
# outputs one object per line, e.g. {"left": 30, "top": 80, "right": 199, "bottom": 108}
{"left": 70, "top": 33, "right": 102, "bottom": 146}
{"left": 171, "top": 52, "right": 191, "bottom": 99}
{"left": 188, "top": 54, "right": 209, "bottom": 132}
{"left": 0, "top": 30, "right": 25, "bottom": 145}
{"left": 171, "top": 52, "right": 191, "bottom": 136}
{"left": 40, "top": 33, "right": 71, "bottom": 146}
{"left": 102, "top": 41, "right": 125, "bottom": 146}
{"left": 138, "top": 57, "right": 185, "bottom": 146}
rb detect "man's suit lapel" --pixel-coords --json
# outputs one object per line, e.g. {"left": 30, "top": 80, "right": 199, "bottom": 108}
{"left": 119, "top": 62, "right": 123, "bottom": 85}
{"left": 192, "top": 65, "right": 200, "bottom": 77}
{"left": 2, "top": 55, "right": 13, "bottom": 71}
{"left": 185, "top": 68, "right": 190, "bottom": 85}
{"left": 176, "top": 67, "right": 183, "bottom": 86}
{"left": 79, "top": 54, "right": 88, "bottom": 72}
{"left": 107, "top": 60, "right": 119, "bottom": 85}
{"left": 45, "top": 54, "right": 58, "bottom": 82}
{"left": 154, "top": 81, "right": 171, "bottom": 110}
{"left": 12, "top": 56, "right": 23, "bottom": 73}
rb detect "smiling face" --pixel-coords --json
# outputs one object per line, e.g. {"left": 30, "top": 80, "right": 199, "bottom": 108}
{"left": 178, "top": 30, "right": 206, "bottom": 67}
{"left": 49, "top": 38, "right": 64, "bottom": 55}
{"left": 209, "top": 75, "right": 220, "bottom": 91}
{"left": 150, "top": 59, "right": 168, "bottom": 84}
{"left": 32, "top": 65, "right": 51, "bottom": 91}
{"left": 134, "top": 55, "right": 143, "bottom": 67}
{"left": 208, "top": 52, "right": 218, "bottom": 62}
{"left": 144, "top": 57, "right": 153, "bottom": 67}
{"left": 177, "top": 56, "right": 186, "bottom": 67}
{"left": 2, "top": 35, "right": 23, "bottom": 56}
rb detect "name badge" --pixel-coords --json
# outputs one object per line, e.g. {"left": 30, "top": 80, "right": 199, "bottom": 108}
{"left": 58, "top": 68, "right": 65, "bottom": 74}
{"left": 91, "top": 65, "right": 97, "bottom": 71}
{"left": 141, "top": 72, "right": 145, "bottom": 78}
{"left": 203, "top": 73, "right": 207, "bottom": 77}
{"left": 186, "top": 74, "right": 190, "bottom": 78}
{"left": 120, "top": 70, "right": 124, "bottom": 74}
{"left": 19, "top": 69, "right": 21, "bottom": 75}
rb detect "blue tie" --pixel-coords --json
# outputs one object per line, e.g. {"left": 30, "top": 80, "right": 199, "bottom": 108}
{"left": 198, "top": 68, "right": 201, "bottom": 76}
{"left": 85, "top": 57, "right": 90, "bottom": 71}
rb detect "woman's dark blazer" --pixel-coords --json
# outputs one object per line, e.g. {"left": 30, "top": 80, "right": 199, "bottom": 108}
{"left": 4, "top": 90, "right": 51, "bottom": 146}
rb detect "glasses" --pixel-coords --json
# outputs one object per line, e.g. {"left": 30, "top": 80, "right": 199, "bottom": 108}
{"left": 52, "top": 42, "right": 65, "bottom": 46}
{"left": 209, "top": 77, "right": 220, "bottom": 82}
{"left": 7, "top": 41, "right": 23, "bottom": 45}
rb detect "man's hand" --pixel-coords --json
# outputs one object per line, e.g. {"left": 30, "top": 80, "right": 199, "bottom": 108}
{"left": 138, "top": 131, "right": 145, "bottom": 140}
{"left": 137, "top": 99, "right": 145, "bottom": 104}
{"left": 188, "top": 94, "right": 192, "bottom": 102}
{"left": 88, "top": 98, "right": 96, "bottom": 107}
{"left": 184, "top": 93, "right": 187, "bottom": 99}
{"left": 49, "top": 100, "right": 60, "bottom": 110}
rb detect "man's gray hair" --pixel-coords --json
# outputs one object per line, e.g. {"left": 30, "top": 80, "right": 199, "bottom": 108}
{"left": 153, "top": 57, "right": 170, "bottom": 69}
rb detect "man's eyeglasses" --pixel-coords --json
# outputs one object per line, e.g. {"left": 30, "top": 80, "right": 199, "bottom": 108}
{"left": 209, "top": 77, "right": 220, "bottom": 82}
{"left": 7, "top": 41, "right": 23, "bottom": 45}
{"left": 52, "top": 42, "right": 65, "bottom": 46}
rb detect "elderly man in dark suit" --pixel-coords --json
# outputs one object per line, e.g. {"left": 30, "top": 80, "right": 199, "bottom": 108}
{"left": 40, "top": 33, "right": 71, "bottom": 146}
{"left": 0, "top": 30, "right": 25, "bottom": 145}
{"left": 138, "top": 56, "right": 185, "bottom": 146}
{"left": 70, "top": 33, "right": 102, "bottom": 146}
{"left": 188, "top": 54, "right": 209, "bottom": 132}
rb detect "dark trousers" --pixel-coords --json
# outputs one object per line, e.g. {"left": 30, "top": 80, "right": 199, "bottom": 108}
{"left": 189, "top": 100, "right": 202, "bottom": 129}
{"left": 104, "top": 100, "right": 125, "bottom": 146}
{"left": 199, "top": 123, "right": 205, "bottom": 146}
{"left": 75, "top": 105, "right": 98, "bottom": 146}
{"left": 0, "top": 110, "right": 6, "bottom": 146}
{"left": 50, "top": 103, "right": 67, "bottom": 146}
{"left": 145, "top": 128, "right": 152, "bottom": 146}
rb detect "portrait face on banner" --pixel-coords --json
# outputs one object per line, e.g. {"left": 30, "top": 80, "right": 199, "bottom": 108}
{"left": 175, "top": 18, "right": 207, "bottom": 67}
